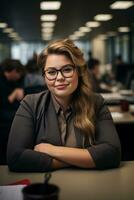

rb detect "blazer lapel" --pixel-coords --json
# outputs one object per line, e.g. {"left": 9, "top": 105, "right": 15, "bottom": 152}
{"left": 45, "top": 98, "right": 62, "bottom": 146}
{"left": 74, "top": 127, "right": 84, "bottom": 148}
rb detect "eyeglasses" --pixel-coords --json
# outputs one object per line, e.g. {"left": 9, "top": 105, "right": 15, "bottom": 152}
{"left": 43, "top": 64, "right": 76, "bottom": 81}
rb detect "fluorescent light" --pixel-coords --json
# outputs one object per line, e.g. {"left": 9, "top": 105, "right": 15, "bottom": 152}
{"left": 118, "top": 27, "right": 130, "bottom": 32}
{"left": 40, "top": 15, "right": 57, "bottom": 21}
{"left": 41, "top": 22, "right": 55, "bottom": 28}
{"left": 0, "top": 22, "right": 7, "bottom": 28}
{"left": 42, "top": 36, "right": 52, "bottom": 38}
{"left": 86, "top": 21, "right": 100, "bottom": 27}
{"left": 42, "top": 34, "right": 52, "bottom": 38}
{"left": 69, "top": 35, "right": 78, "bottom": 40}
{"left": 110, "top": 1, "right": 134, "bottom": 9}
{"left": 42, "top": 28, "right": 53, "bottom": 33}
{"left": 3, "top": 28, "right": 14, "bottom": 33}
{"left": 13, "top": 36, "right": 22, "bottom": 41}
{"left": 74, "top": 31, "right": 85, "bottom": 37}
{"left": 79, "top": 27, "right": 91, "bottom": 32}
{"left": 94, "top": 14, "right": 112, "bottom": 21}
{"left": 9, "top": 32, "right": 19, "bottom": 37}
{"left": 42, "top": 39, "right": 51, "bottom": 41}
{"left": 42, "top": 38, "right": 51, "bottom": 41}
{"left": 8, "top": 34, "right": 17, "bottom": 38}
{"left": 42, "top": 35, "right": 52, "bottom": 40}
{"left": 40, "top": 1, "right": 61, "bottom": 10}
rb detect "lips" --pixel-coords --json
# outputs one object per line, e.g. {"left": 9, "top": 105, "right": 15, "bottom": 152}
{"left": 55, "top": 84, "right": 69, "bottom": 89}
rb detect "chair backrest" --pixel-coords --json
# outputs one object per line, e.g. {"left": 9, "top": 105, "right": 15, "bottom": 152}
{"left": 116, "top": 64, "right": 134, "bottom": 85}
{"left": 0, "top": 123, "right": 11, "bottom": 164}
{"left": 125, "top": 70, "right": 134, "bottom": 89}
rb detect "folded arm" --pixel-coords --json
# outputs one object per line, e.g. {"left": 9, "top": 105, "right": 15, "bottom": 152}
{"left": 34, "top": 143, "right": 95, "bottom": 169}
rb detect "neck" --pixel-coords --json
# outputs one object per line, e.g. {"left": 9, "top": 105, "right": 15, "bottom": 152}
{"left": 54, "top": 95, "right": 71, "bottom": 110}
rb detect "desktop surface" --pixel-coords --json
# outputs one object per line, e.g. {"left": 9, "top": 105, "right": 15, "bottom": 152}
{"left": 0, "top": 161, "right": 134, "bottom": 200}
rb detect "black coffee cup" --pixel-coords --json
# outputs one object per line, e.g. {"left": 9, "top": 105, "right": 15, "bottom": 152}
{"left": 22, "top": 183, "right": 59, "bottom": 200}
{"left": 120, "top": 99, "right": 129, "bottom": 112}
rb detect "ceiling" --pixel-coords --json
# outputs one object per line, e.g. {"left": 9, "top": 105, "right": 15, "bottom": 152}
{"left": 0, "top": 0, "right": 134, "bottom": 43}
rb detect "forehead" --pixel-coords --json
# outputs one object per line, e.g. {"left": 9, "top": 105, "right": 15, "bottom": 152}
{"left": 45, "top": 54, "right": 73, "bottom": 69}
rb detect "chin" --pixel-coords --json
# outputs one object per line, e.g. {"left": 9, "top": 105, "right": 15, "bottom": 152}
{"left": 54, "top": 90, "right": 73, "bottom": 98}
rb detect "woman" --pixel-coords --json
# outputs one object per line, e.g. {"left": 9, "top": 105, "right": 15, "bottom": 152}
{"left": 7, "top": 39, "right": 121, "bottom": 172}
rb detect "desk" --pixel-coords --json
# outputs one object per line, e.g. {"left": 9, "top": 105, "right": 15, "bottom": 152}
{"left": 101, "top": 92, "right": 134, "bottom": 105}
{"left": 108, "top": 106, "right": 134, "bottom": 160}
{"left": 0, "top": 161, "right": 134, "bottom": 200}
{"left": 108, "top": 106, "right": 134, "bottom": 124}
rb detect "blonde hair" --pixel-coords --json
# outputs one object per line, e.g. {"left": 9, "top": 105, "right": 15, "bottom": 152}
{"left": 38, "top": 39, "right": 95, "bottom": 143}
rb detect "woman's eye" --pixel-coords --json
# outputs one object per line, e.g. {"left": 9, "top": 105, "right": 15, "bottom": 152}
{"left": 48, "top": 70, "right": 56, "bottom": 75}
{"left": 63, "top": 67, "right": 72, "bottom": 73}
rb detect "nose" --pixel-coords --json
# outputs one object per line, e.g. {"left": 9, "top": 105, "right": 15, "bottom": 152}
{"left": 56, "top": 71, "right": 65, "bottom": 80}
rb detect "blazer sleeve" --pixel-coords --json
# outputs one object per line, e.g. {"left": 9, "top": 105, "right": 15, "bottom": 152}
{"left": 7, "top": 94, "right": 52, "bottom": 172}
{"left": 87, "top": 94, "right": 121, "bottom": 169}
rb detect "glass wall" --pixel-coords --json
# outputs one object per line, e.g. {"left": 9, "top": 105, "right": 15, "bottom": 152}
{"left": 0, "top": 43, "right": 11, "bottom": 63}
{"left": 11, "top": 42, "right": 47, "bottom": 65}
{"left": 106, "top": 32, "right": 133, "bottom": 65}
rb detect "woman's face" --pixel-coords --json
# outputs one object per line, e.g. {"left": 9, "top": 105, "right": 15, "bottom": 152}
{"left": 44, "top": 54, "right": 78, "bottom": 100}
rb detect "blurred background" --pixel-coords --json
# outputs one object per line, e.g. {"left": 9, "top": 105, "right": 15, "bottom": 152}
{"left": 0, "top": 0, "right": 134, "bottom": 65}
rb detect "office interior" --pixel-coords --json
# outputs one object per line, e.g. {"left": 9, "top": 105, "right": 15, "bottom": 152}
{"left": 0, "top": 0, "right": 134, "bottom": 165}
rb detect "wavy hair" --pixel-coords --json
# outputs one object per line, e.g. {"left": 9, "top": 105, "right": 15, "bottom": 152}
{"left": 38, "top": 39, "right": 95, "bottom": 143}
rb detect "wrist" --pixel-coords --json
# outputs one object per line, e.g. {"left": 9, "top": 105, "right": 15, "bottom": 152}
{"left": 45, "top": 144, "right": 56, "bottom": 156}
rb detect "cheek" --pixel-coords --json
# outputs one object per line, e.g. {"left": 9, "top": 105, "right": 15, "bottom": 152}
{"left": 45, "top": 78, "right": 55, "bottom": 89}
{"left": 71, "top": 73, "right": 78, "bottom": 89}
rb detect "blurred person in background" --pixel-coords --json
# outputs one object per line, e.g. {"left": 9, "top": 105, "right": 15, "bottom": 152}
{"left": 0, "top": 58, "right": 25, "bottom": 164}
{"left": 88, "top": 58, "right": 111, "bottom": 93}
{"left": 113, "top": 54, "right": 126, "bottom": 85}
{"left": 24, "top": 53, "right": 44, "bottom": 87}
{"left": 24, "top": 53, "right": 46, "bottom": 94}
{"left": 0, "top": 58, "right": 25, "bottom": 122}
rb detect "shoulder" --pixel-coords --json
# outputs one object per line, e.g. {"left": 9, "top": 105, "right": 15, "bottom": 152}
{"left": 92, "top": 93, "right": 105, "bottom": 109}
{"left": 21, "top": 89, "right": 50, "bottom": 111}
{"left": 92, "top": 93, "right": 112, "bottom": 120}
{"left": 23, "top": 90, "right": 48, "bottom": 101}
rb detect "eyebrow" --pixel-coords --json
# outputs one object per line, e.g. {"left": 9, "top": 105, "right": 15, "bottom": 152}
{"left": 45, "top": 64, "right": 74, "bottom": 70}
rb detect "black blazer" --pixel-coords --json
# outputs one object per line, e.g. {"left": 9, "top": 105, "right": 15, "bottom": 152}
{"left": 7, "top": 90, "right": 121, "bottom": 172}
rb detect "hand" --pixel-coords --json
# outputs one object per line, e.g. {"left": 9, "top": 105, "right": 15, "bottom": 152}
{"left": 8, "top": 88, "right": 24, "bottom": 103}
{"left": 34, "top": 143, "right": 55, "bottom": 155}
{"left": 8, "top": 89, "right": 17, "bottom": 103}
{"left": 15, "top": 88, "right": 24, "bottom": 101}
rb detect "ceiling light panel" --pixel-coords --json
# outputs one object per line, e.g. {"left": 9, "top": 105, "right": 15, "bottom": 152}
{"left": 41, "top": 15, "right": 57, "bottom": 21}
{"left": 3, "top": 28, "right": 14, "bottom": 33}
{"left": 110, "top": 1, "right": 134, "bottom": 9}
{"left": 40, "top": 1, "right": 61, "bottom": 10}
{"left": 41, "top": 22, "right": 55, "bottom": 28}
{"left": 86, "top": 21, "right": 100, "bottom": 27}
{"left": 79, "top": 27, "right": 91, "bottom": 32}
{"left": 94, "top": 14, "right": 112, "bottom": 21}
{"left": 42, "top": 28, "right": 53, "bottom": 33}
{"left": 0, "top": 22, "right": 7, "bottom": 28}
{"left": 74, "top": 31, "right": 85, "bottom": 37}
{"left": 118, "top": 27, "right": 130, "bottom": 32}
{"left": 69, "top": 35, "right": 78, "bottom": 40}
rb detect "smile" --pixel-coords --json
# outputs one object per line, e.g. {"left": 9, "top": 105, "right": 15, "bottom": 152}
{"left": 55, "top": 84, "right": 69, "bottom": 89}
